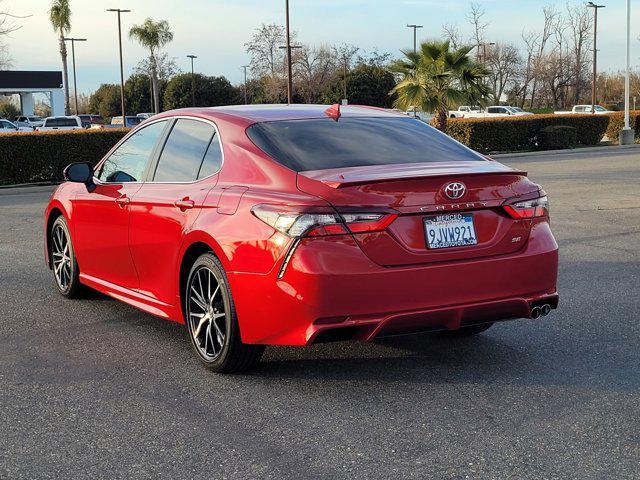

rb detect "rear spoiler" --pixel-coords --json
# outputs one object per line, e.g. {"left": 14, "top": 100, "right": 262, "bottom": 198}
{"left": 299, "top": 162, "right": 527, "bottom": 189}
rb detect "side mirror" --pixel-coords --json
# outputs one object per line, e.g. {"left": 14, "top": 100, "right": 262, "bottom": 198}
{"left": 63, "top": 162, "right": 96, "bottom": 192}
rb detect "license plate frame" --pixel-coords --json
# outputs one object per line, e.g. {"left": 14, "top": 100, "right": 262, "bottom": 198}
{"left": 424, "top": 213, "right": 478, "bottom": 249}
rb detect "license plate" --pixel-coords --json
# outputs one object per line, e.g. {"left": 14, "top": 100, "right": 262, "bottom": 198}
{"left": 424, "top": 213, "right": 478, "bottom": 249}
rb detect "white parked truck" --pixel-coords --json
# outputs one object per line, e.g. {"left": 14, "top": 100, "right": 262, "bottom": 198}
{"left": 554, "top": 105, "right": 611, "bottom": 115}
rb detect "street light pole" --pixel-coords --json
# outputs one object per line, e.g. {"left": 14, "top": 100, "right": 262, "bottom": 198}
{"left": 241, "top": 65, "right": 249, "bottom": 104}
{"left": 587, "top": 2, "right": 605, "bottom": 114}
{"left": 107, "top": 8, "right": 131, "bottom": 121}
{"left": 406, "top": 24, "right": 423, "bottom": 52}
{"left": 343, "top": 56, "right": 348, "bottom": 104}
{"left": 187, "top": 55, "right": 197, "bottom": 107}
{"left": 620, "top": 0, "right": 634, "bottom": 144}
{"left": 284, "top": 0, "right": 293, "bottom": 104}
{"left": 63, "top": 37, "right": 87, "bottom": 115}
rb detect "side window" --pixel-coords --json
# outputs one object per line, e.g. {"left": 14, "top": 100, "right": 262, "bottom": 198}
{"left": 197, "top": 133, "right": 223, "bottom": 179}
{"left": 487, "top": 107, "right": 497, "bottom": 113}
{"left": 98, "top": 120, "right": 167, "bottom": 183}
{"left": 153, "top": 119, "right": 215, "bottom": 182}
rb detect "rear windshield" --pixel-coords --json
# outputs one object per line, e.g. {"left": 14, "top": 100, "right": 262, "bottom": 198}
{"left": 246, "top": 117, "right": 483, "bottom": 172}
{"left": 45, "top": 118, "right": 78, "bottom": 127}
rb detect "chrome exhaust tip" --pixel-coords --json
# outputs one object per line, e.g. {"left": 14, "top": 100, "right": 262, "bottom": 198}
{"left": 540, "top": 304, "right": 551, "bottom": 316}
{"left": 531, "top": 306, "right": 542, "bottom": 319}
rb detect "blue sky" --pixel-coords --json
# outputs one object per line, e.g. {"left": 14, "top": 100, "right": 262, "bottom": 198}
{"left": 5, "top": 0, "right": 639, "bottom": 94}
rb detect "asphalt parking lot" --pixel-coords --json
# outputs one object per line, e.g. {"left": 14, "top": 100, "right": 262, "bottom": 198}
{"left": 1, "top": 147, "right": 639, "bottom": 479}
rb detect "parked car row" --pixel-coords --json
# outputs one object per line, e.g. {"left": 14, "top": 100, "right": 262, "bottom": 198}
{"left": 448, "top": 105, "right": 534, "bottom": 119}
{"left": 0, "top": 112, "right": 155, "bottom": 134}
{"left": 554, "top": 105, "right": 612, "bottom": 115}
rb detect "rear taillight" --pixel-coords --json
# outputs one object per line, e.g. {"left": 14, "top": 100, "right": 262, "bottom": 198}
{"left": 504, "top": 195, "right": 549, "bottom": 219}
{"left": 251, "top": 205, "right": 397, "bottom": 237}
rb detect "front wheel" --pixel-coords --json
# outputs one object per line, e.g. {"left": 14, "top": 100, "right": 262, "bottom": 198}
{"left": 185, "top": 253, "right": 264, "bottom": 373}
{"left": 49, "top": 216, "right": 82, "bottom": 298}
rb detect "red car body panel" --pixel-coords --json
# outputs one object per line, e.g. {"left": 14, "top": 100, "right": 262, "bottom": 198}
{"left": 45, "top": 105, "right": 559, "bottom": 346}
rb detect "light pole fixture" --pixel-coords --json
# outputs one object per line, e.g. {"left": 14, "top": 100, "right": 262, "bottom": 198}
{"left": 477, "top": 42, "right": 495, "bottom": 64}
{"left": 279, "top": 43, "right": 302, "bottom": 103}
{"left": 620, "top": 0, "right": 634, "bottom": 144}
{"left": 406, "top": 24, "right": 423, "bottom": 53}
{"left": 587, "top": 2, "right": 605, "bottom": 114}
{"left": 63, "top": 37, "right": 87, "bottom": 115}
{"left": 187, "top": 54, "right": 197, "bottom": 107}
{"left": 107, "top": 8, "right": 131, "bottom": 121}
{"left": 241, "top": 65, "right": 250, "bottom": 104}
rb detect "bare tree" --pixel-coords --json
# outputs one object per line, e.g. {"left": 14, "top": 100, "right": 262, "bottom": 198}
{"left": 467, "top": 2, "right": 488, "bottom": 47}
{"left": 485, "top": 42, "right": 522, "bottom": 103}
{"left": 245, "top": 24, "right": 288, "bottom": 78}
{"left": 529, "top": 6, "right": 557, "bottom": 108}
{"left": 441, "top": 23, "right": 462, "bottom": 49}
{"left": 295, "top": 44, "right": 336, "bottom": 103}
{"left": 566, "top": 2, "right": 592, "bottom": 105}
{"left": 519, "top": 30, "right": 540, "bottom": 107}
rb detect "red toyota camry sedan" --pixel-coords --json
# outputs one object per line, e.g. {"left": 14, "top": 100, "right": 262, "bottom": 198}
{"left": 45, "top": 105, "right": 558, "bottom": 372}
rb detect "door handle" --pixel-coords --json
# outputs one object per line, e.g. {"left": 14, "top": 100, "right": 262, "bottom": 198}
{"left": 174, "top": 198, "right": 195, "bottom": 210}
{"left": 115, "top": 195, "right": 130, "bottom": 207}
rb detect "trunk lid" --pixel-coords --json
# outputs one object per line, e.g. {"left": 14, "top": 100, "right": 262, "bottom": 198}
{"left": 297, "top": 161, "right": 540, "bottom": 267}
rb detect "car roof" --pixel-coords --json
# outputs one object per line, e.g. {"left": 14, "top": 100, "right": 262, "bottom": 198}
{"left": 160, "top": 104, "right": 404, "bottom": 123}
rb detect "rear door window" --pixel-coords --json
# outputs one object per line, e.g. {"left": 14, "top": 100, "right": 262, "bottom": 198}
{"left": 98, "top": 120, "right": 167, "bottom": 183}
{"left": 247, "top": 117, "right": 484, "bottom": 172}
{"left": 153, "top": 119, "right": 215, "bottom": 182}
{"left": 197, "top": 134, "right": 223, "bottom": 179}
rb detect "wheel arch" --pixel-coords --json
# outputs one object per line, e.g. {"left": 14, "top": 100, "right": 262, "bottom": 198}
{"left": 177, "top": 232, "right": 229, "bottom": 323}
{"left": 45, "top": 204, "right": 68, "bottom": 269}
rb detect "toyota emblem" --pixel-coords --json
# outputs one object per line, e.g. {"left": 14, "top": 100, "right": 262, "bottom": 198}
{"left": 443, "top": 182, "right": 466, "bottom": 200}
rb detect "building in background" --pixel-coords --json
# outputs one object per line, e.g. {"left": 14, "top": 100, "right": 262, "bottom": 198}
{"left": 0, "top": 71, "right": 64, "bottom": 116}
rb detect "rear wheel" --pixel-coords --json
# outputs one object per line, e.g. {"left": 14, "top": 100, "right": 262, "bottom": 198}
{"left": 185, "top": 253, "right": 264, "bottom": 373}
{"left": 50, "top": 216, "right": 82, "bottom": 298}
{"left": 441, "top": 322, "right": 494, "bottom": 337}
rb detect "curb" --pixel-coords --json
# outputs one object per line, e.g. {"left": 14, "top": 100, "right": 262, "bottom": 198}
{"left": 492, "top": 143, "right": 640, "bottom": 159}
{"left": 0, "top": 181, "right": 58, "bottom": 190}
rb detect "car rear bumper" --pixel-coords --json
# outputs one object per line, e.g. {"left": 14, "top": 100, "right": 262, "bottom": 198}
{"left": 228, "top": 221, "right": 559, "bottom": 346}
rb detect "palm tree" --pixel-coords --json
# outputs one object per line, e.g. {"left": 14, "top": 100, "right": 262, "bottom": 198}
{"left": 49, "top": 0, "right": 71, "bottom": 115}
{"left": 129, "top": 18, "right": 174, "bottom": 114}
{"left": 391, "top": 40, "right": 490, "bottom": 131}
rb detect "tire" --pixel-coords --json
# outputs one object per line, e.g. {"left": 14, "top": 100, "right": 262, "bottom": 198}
{"left": 49, "top": 215, "right": 82, "bottom": 298}
{"left": 184, "top": 253, "right": 264, "bottom": 373}
{"left": 441, "top": 322, "right": 494, "bottom": 337}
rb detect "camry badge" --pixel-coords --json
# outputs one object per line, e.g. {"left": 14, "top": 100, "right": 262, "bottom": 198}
{"left": 443, "top": 182, "right": 466, "bottom": 200}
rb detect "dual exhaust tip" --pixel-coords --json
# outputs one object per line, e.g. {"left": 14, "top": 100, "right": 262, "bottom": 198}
{"left": 531, "top": 304, "right": 552, "bottom": 319}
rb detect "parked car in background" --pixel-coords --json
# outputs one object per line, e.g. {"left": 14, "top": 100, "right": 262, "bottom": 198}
{"left": 78, "top": 114, "right": 105, "bottom": 129}
{"left": 37, "top": 116, "right": 84, "bottom": 131}
{"left": 110, "top": 116, "right": 143, "bottom": 128}
{"left": 485, "top": 106, "right": 534, "bottom": 116}
{"left": 554, "top": 105, "right": 611, "bottom": 115}
{"left": 14, "top": 115, "right": 44, "bottom": 129}
{"left": 90, "top": 116, "right": 143, "bottom": 130}
{"left": 405, "top": 107, "right": 434, "bottom": 123}
{"left": 0, "top": 119, "right": 32, "bottom": 133}
{"left": 448, "top": 106, "right": 482, "bottom": 118}
{"left": 136, "top": 113, "right": 154, "bottom": 120}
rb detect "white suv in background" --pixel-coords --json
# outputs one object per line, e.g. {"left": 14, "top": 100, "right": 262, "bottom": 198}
{"left": 37, "top": 116, "right": 84, "bottom": 131}
{"left": 14, "top": 115, "right": 45, "bottom": 129}
{"left": 0, "top": 119, "right": 32, "bottom": 132}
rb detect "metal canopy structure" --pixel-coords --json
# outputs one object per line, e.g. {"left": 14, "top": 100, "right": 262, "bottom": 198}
{"left": 0, "top": 71, "right": 65, "bottom": 116}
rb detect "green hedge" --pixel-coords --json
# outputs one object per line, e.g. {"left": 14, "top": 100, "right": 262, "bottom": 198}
{"left": 605, "top": 110, "right": 640, "bottom": 141}
{"left": 538, "top": 125, "right": 578, "bottom": 150}
{"left": 441, "top": 114, "right": 610, "bottom": 153}
{"left": 0, "top": 129, "right": 128, "bottom": 185}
